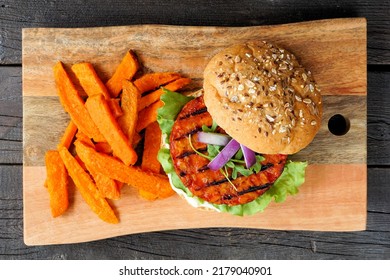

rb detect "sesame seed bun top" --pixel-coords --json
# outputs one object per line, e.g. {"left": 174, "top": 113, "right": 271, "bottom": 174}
{"left": 203, "top": 41, "right": 323, "bottom": 154}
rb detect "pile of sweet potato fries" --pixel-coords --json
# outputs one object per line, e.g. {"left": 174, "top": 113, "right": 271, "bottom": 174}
{"left": 44, "top": 50, "right": 191, "bottom": 223}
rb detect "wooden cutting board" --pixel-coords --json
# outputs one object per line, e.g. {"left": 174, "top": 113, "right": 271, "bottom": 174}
{"left": 22, "top": 18, "right": 367, "bottom": 245}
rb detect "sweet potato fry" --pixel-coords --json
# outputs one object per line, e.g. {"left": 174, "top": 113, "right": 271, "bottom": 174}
{"left": 134, "top": 72, "right": 181, "bottom": 94}
{"left": 53, "top": 61, "right": 104, "bottom": 142}
{"left": 94, "top": 142, "right": 113, "bottom": 154}
{"left": 138, "top": 189, "right": 158, "bottom": 201}
{"left": 58, "top": 146, "right": 118, "bottom": 224}
{"left": 75, "top": 140, "right": 175, "bottom": 198}
{"left": 71, "top": 62, "right": 111, "bottom": 99}
{"left": 45, "top": 150, "right": 69, "bottom": 217}
{"left": 141, "top": 122, "right": 162, "bottom": 173}
{"left": 57, "top": 120, "right": 78, "bottom": 149}
{"left": 107, "top": 98, "right": 123, "bottom": 118}
{"left": 138, "top": 77, "right": 191, "bottom": 111}
{"left": 85, "top": 94, "right": 137, "bottom": 166}
{"left": 88, "top": 167, "right": 120, "bottom": 200}
{"left": 76, "top": 131, "right": 94, "bottom": 147}
{"left": 106, "top": 50, "right": 140, "bottom": 97}
{"left": 75, "top": 142, "right": 119, "bottom": 199}
{"left": 136, "top": 100, "right": 163, "bottom": 132}
{"left": 117, "top": 80, "right": 140, "bottom": 143}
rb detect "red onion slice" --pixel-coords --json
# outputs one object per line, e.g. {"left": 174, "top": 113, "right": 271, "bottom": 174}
{"left": 240, "top": 144, "right": 256, "bottom": 168}
{"left": 208, "top": 139, "right": 240, "bottom": 171}
{"left": 197, "top": 132, "right": 231, "bottom": 146}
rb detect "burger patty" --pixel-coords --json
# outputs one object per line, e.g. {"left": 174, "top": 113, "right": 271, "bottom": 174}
{"left": 169, "top": 96, "right": 287, "bottom": 206}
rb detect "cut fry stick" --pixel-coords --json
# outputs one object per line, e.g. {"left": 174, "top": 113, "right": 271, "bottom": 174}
{"left": 71, "top": 62, "right": 111, "bottom": 99}
{"left": 57, "top": 120, "right": 78, "bottom": 149}
{"left": 94, "top": 142, "right": 113, "bottom": 154}
{"left": 53, "top": 61, "right": 104, "bottom": 142}
{"left": 132, "top": 131, "right": 142, "bottom": 148}
{"left": 117, "top": 80, "right": 140, "bottom": 143}
{"left": 134, "top": 72, "right": 181, "bottom": 94}
{"left": 75, "top": 140, "right": 175, "bottom": 198}
{"left": 88, "top": 166, "right": 120, "bottom": 200}
{"left": 76, "top": 131, "right": 94, "bottom": 147}
{"left": 45, "top": 150, "right": 69, "bottom": 217}
{"left": 138, "top": 77, "right": 191, "bottom": 111}
{"left": 106, "top": 50, "right": 140, "bottom": 98}
{"left": 141, "top": 122, "right": 162, "bottom": 173}
{"left": 58, "top": 146, "right": 118, "bottom": 224}
{"left": 138, "top": 189, "right": 158, "bottom": 201}
{"left": 75, "top": 143, "right": 119, "bottom": 199}
{"left": 107, "top": 98, "right": 123, "bottom": 118}
{"left": 136, "top": 100, "right": 163, "bottom": 132}
{"left": 85, "top": 94, "right": 137, "bottom": 166}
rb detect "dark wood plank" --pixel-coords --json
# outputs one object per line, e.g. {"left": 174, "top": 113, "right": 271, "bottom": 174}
{"left": 368, "top": 70, "right": 390, "bottom": 166}
{"left": 0, "top": 66, "right": 22, "bottom": 164}
{"left": 0, "top": 0, "right": 389, "bottom": 65}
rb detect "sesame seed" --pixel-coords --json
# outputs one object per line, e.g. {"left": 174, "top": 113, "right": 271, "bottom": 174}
{"left": 231, "top": 95, "right": 239, "bottom": 102}
{"left": 303, "top": 98, "right": 312, "bottom": 104}
{"left": 237, "top": 84, "right": 244, "bottom": 91}
{"left": 266, "top": 114, "right": 275, "bottom": 123}
{"left": 311, "top": 120, "right": 317, "bottom": 126}
{"left": 269, "top": 85, "right": 277, "bottom": 91}
{"left": 245, "top": 80, "right": 255, "bottom": 88}
{"left": 299, "top": 109, "right": 303, "bottom": 118}
{"left": 245, "top": 53, "right": 252, "bottom": 58}
{"left": 295, "top": 95, "right": 302, "bottom": 102}
{"left": 302, "top": 73, "right": 307, "bottom": 81}
{"left": 253, "top": 76, "right": 260, "bottom": 82}
{"left": 309, "top": 84, "right": 315, "bottom": 92}
{"left": 248, "top": 88, "right": 256, "bottom": 94}
{"left": 234, "top": 55, "right": 241, "bottom": 63}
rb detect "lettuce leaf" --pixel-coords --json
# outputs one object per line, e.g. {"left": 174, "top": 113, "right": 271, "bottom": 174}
{"left": 157, "top": 89, "right": 308, "bottom": 216}
{"left": 157, "top": 88, "right": 194, "bottom": 142}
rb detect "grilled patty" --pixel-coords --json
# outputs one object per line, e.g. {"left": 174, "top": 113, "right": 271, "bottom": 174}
{"left": 170, "top": 96, "right": 287, "bottom": 206}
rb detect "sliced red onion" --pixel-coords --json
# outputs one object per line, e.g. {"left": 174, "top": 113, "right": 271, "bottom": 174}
{"left": 208, "top": 139, "right": 240, "bottom": 171}
{"left": 240, "top": 144, "right": 256, "bottom": 168}
{"left": 197, "top": 132, "right": 231, "bottom": 146}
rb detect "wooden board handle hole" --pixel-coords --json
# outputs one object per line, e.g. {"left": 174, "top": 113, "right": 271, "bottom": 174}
{"left": 328, "top": 114, "right": 350, "bottom": 136}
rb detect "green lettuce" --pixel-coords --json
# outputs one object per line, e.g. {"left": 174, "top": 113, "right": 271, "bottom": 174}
{"left": 157, "top": 89, "right": 308, "bottom": 216}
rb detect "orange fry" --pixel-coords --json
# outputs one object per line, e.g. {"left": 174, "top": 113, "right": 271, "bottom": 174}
{"left": 71, "top": 62, "right": 111, "bottom": 99}
{"left": 106, "top": 50, "right": 140, "bottom": 97}
{"left": 45, "top": 150, "right": 69, "bottom": 217}
{"left": 75, "top": 140, "right": 174, "bottom": 199}
{"left": 76, "top": 131, "right": 94, "bottom": 147}
{"left": 85, "top": 94, "right": 137, "bottom": 166}
{"left": 58, "top": 146, "right": 118, "bottom": 224}
{"left": 57, "top": 120, "right": 78, "bottom": 149}
{"left": 138, "top": 77, "right": 191, "bottom": 111}
{"left": 53, "top": 61, "right": 104, "bottom": 142}
{"left": 94, "top": 142, "right": 113, "bottom": 154}
{"left": 107, "top": 98, "right": 123, "bottom": 118}
{"left": 138, "top": 189, "right": 158, "bottom": 201}
{"left": 117, "top": 80, "right": 140, "bottom": 143}
{"left": 141, "top": 122, "right": 162, "bottom": 173}
{"left": 88, "top": 166, "right": 120, "bottom": 200}
{"left": 136, "top": 100, "right": 163, "bottom": 132}
{"left": 134, "top": 72, "right": 181, "bottom": 94}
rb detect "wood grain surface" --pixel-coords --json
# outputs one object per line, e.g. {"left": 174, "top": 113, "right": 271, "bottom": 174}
{"left": 22, "top": 18, "right": 367, "bottom": 245}
{"left": 1, "top": 0, "right": 389, "bottom": 260}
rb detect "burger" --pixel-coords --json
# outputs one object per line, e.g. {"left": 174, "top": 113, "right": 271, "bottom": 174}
{"left": 157, "top": 41, "right": 322, "bottom": 216}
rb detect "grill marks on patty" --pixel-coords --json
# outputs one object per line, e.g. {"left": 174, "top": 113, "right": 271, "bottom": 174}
{"left": 169, "top": 96, "right": 287, "bottom": 206}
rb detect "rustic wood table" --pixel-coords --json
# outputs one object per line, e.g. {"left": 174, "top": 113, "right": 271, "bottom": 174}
{"left": 1, "top": 0, "right": 389, "bottom": 259}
